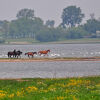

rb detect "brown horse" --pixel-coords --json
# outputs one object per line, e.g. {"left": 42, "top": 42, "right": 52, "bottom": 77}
{"left": 25, "top": 52, "right": 37, "bottom": 58}
{"left": 38, "top": 50, "right": 50, "bottom": 56}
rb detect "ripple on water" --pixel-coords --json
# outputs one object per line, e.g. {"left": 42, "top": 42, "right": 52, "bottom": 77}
{"left": 0, "top": 61, "right": 100, "bottom": 78}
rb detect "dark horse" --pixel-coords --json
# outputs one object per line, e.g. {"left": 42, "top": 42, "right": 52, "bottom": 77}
{"left": 38, "top": 50, "right": 50, "bottom": 56}
{"left": 25, "top": 52, "right": 37, "bottom": 58}
{"left": 8, "top": 50, "right": 22, "bottom": 58}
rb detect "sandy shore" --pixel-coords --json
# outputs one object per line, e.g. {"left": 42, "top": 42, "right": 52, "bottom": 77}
{"left": 0, "top": 57, "right": 100, "bottom": 62}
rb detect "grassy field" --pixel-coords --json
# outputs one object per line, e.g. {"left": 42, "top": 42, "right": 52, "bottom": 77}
{"left": 5, "top": 38, "right": 39, "bottom": 44}
{"left": 0, "top": 76, "right": 100, "bottom": 100}
{"left": 5, "top": 38, "right": 100, "bottom": 44}
{"left": 52, "top": 38, "right": 100, "bottom": 44}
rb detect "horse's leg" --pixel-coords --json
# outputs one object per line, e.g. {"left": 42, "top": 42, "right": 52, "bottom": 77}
{"left": 17, "top": 55, "right": 18, "bottom": 59}
{"left": 28, "top": 55, "right": 29, "bottom": 58}
{"left": 19, "top": 55, "right": 21, "bottom": 58}
{"left": 8, "top": 54, "right": 10, "bottom": 58}
{"left": 44, "top": 53, "right": 46, "bottom": 56}
{"left": 8, "top": 54, "right": 9, "bottom": 58}
{"left": 29, "top": 55, "right": 31, "bottom": 58}
{"left": 17, "top": 53, "right": 21, "bottom": 58}
{"left": 32, "top": 55, "right": 34, "bottom": 58}
{"left": 13, "top": 54, "right": 15, "bottom": 58}
{"left": 15, "top": 55, "right": 17, "bottom": 58}
{"left": 9, "top": 55, "right": 11, "bottom": 58}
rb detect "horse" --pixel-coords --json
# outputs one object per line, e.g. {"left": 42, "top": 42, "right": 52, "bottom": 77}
{"left": 8, "top": 51, "right": 15, "bottom": 58}
{"left": 15, "top": 50, "right": 22, "bottom": 58}
{"left": 8, "top": 50, "right": 22, "bottom": 58}
{"left": 38, "top": 50, "right": 50, "bottom": 56}
{"left": 25, "top": 52, "right": 37, "bottom": 58}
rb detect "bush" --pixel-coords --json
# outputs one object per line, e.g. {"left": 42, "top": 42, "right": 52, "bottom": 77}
{"left": 66, "top": 27, "right": 89, "bottom": 39}
{"left": 36, "top": 28, "right": 60, "bottom": 42}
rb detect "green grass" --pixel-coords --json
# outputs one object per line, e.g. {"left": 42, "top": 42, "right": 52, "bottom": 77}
{"left": 5, "top": 38, "right": 39, "bottom": 44}
{"left": 53, "top": 38, "right": 100, "bottom": 44}
{"left": 4, "top": 38, "right": 100, "bottom": 44}
{"left": 0, "top": 76, "right": 100, "bottom": 100}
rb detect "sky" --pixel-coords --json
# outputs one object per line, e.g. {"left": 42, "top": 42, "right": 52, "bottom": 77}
{"left": 0, "top": 0, "right": 100, "bottom": 26}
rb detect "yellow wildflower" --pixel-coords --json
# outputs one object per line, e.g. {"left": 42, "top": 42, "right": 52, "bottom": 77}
{"left": 26, "top": 86, "right": 38, "bottom": 93}
{"left": 0, "top": 90, "right": 7, "bottom": 98}
{"left": 57, "top": 96, "right": 64, "bottom": 100}
{"left": 66, "top": 89, "right": 79, "bottom": 94}
{"left": 0, "top": 90, "right": 5, "bottom": 93}
{"left": 73, "top": 96, "right": 78, "bottom": 100}
{"left": 16, "top": 91, "right": 24, "bottom": 97}
{"left": 8, "top": 93, "right": 14, "bottom": 98}
{"left": 0, "top": 90, "right": 7, "bottom": 94}
{"left": 0, "top": 93, "right": 6, "bottom": 98}
{"left": 96, "top": 83, "right": 100, "bottom": 87}
{"left": 48, "top": 85, "right": 56, "bottom": 92}
{"left": 66, "top": 79, "right": 91, "bottom": 87}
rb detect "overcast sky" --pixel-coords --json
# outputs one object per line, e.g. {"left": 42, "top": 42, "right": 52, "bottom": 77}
{"left": 0, "top": 0, "right": 100, "bottom": 25}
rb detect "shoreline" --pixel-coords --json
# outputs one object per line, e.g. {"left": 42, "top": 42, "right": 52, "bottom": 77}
{"left": 0, "top": 57, "right": 100, "bottom": 62}
{"left": 0, "top": 75, "right": 100, "bottom": 80}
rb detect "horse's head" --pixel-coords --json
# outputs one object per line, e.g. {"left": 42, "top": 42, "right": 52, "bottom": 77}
{"left": 47, "top": 50, "right": 50, "bottom": 52}
{"left": 25, "top": 53, "right": 27, "bottom": 55}
{"left": 17, "top": 51, "right": 22, "bottom": 55}
{"left": 34, "top": 52, "right": 37, "bottom": 54}
{"left": 20, "top": 51, "right": 22, "bottom": 54}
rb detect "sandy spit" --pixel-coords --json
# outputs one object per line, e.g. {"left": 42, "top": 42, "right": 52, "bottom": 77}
{"left": 0, "top": 57, "right": 100, "bottom": 62}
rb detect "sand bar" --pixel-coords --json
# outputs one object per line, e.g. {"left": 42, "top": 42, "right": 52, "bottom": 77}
{"left": 0, "top": 57, "right": 100, "bottom": 62}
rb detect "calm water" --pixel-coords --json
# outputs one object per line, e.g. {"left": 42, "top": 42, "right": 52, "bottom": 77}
{"left": 0, "top": 44, "right": 100, "bottom": 78}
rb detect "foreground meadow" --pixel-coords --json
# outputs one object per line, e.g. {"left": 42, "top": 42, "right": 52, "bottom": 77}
{"left": 0, "top": 77, "right": 100, "bottom": 100}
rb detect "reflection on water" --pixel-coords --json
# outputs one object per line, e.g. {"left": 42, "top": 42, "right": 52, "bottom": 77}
{"left": 0, "top": 61, "right": 100, "bottom": 78}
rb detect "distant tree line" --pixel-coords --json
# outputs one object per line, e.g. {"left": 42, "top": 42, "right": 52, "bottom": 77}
{"left": 0, "top": 6, "right": 100, "bottom": 43}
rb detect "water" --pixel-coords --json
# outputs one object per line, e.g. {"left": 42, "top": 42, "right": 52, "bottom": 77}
{"left": 0, "top": 44, "right": 100, "bottom": 58}
{"left": 0, "top": 61, "right": 100, "bottom": 78}
{"left": 0, "top": 44, "right": 100, "bottom": 78}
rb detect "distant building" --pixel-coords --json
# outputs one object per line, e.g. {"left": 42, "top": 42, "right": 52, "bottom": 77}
{"left": 96, "top": 31, "right": 100, "bottom": 37}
